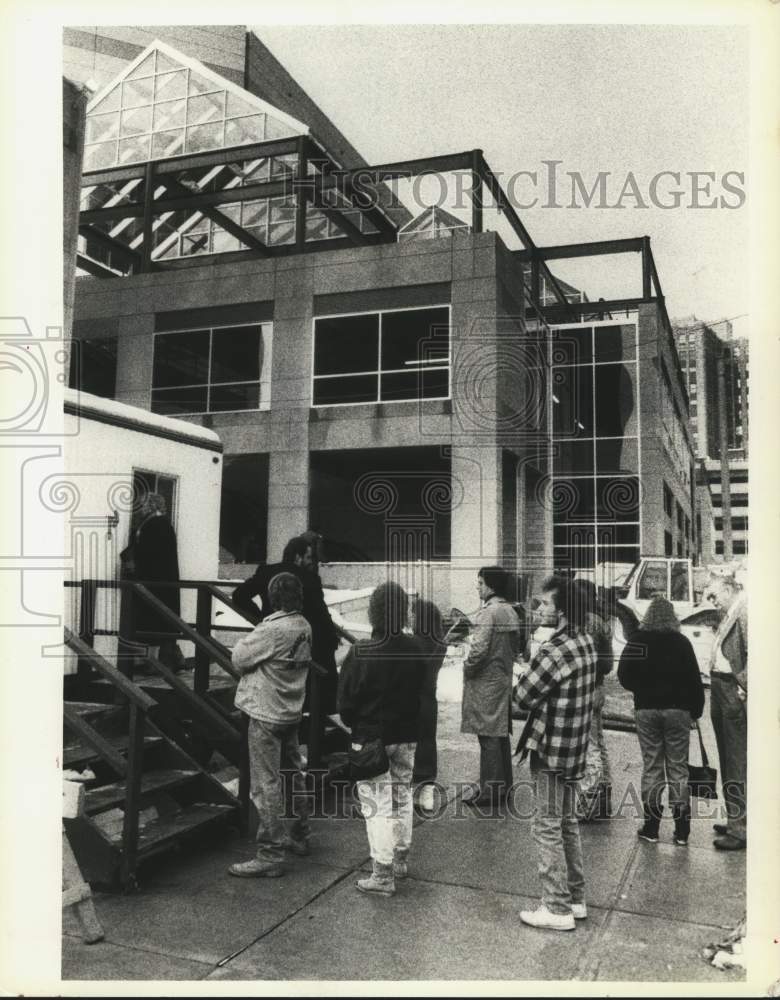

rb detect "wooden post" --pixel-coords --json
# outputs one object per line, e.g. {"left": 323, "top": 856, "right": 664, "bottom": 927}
{"left": 119, "top": 704, "right": 145, "bottom": 890}
{"left": 77, "top": 579, "right": 97, "bottom": 683}
{"left": 194, "top": 585, "right": 212, "bottom": 697}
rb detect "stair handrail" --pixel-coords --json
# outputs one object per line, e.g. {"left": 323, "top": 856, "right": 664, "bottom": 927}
{"left": 64, "top": 628, "right": 157, "bottom": 713}
{"left": 129, "top": 583, "right": 239, "bottom": 680}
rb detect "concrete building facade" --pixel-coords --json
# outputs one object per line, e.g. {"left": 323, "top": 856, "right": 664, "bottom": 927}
{"left": 67, "top": 31, "right": 696, "bottom": 607}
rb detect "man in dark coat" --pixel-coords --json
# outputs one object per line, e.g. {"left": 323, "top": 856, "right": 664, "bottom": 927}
{"left": 133, "top": 493, "right": 184, "bottom": 671}
{"left": 233, "top": 535, "right": 355, "bottom": 713}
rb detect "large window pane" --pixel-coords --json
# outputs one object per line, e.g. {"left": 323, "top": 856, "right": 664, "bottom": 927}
{"left": 380, "top": 367, "right": 449, "bottom": 401}
{"left": 210, "top": 325, "right": 261, "bottom": 384}
{"left": 553, "top": 439, "right": 595, "bottom": 475}
{"left": 313, "top": 374, "right": 378, "bottom": 406}
{"left": 596, "top": 437, "right": 638, "bottom": 474}
{"left": 381, "top": 307, "right": 450, "bottom": 371}
{"left": 596, "top": 476, "right": 640, "bottom": 522}
{"left": 151, "top": 385, "right": 209, "bottom": 414}
{"left": 551, "top": 477, "right": 595, "bottom": 519}
{"left": 551, "top": 326, "right": 592, "bottom": 366}
{"left": 594, "top": 363, "right": 637, "bottom": 437}
{"left": 209, "top": 382, "right": 260, "bottom": 412}
{"left": 314, "top": 314, "right": 379, "bottom": 376}
{"left": 552, "top": 365, "right": 593, "bottom": 437}
{"left": 594, "top": 323, "right": 636, "bottom": 363}
{"left": 597, "top": 523, "right": 640, "bottom": 546}
{"left": 553, "top": 524, "right": 597, "bottom": 547}
{"left": 553, "top": 545, "right": 596, "bottom": 570}
{"left": 152, "top": 330, "right": 209, "bottom": 387}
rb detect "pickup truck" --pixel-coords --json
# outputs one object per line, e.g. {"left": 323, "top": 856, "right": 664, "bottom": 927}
{"left": 603, "top": 557, "right": 723, "bottom": 682}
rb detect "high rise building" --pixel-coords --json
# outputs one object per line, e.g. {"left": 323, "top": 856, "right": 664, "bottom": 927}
{"left": 673, "top": 316, "right": 749, "bottom": 561}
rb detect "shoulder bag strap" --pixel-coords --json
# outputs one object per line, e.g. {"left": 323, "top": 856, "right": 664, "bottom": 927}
{"left": 694, "top": 720, "right": 710, "bottom": 768}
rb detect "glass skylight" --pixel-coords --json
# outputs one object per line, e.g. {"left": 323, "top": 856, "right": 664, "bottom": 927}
{"left": 84, "top": 43, "right": 306, "bottom": 172}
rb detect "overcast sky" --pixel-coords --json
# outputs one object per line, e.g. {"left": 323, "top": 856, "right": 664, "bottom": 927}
{"left": 256, "top": 23, "right": 749, "bottom": 336}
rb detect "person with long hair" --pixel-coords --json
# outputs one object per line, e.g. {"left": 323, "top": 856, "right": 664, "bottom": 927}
{"left": 337, "top": 582, "right": 424, "bottom": 896}
{"left": 618, "top": 595, "right": 705, "bottom": 846}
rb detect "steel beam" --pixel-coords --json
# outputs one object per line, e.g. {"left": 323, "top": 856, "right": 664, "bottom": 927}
{"left": 514, "top": 237, "right": 645, "bottom": 262}
{"left": 470, "top": 149, "right": 483, "bottom": 235}
{"left": 76, "top": 253, "right": 124, "bottom": 278}
{"left": 476, "top": 154, "right": 568, "bottom": 306}
{"left": 78, "top": 224, "right": 141, "bottom": 263}
{"left": 155, "top": 176, "right": 272, "bottom": 257}
{"left": 543, "top": 296, "right": 648, "bottom": 321}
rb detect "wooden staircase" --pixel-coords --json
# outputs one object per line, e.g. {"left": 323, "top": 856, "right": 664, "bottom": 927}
{"left": 64, "top": 578, "right": 350, "bottom": 889}
{"left": 63, "top": 697, "right": 239, "bottom": 890}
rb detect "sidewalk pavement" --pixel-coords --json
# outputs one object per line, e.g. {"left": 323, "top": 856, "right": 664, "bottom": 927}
{"left": 63, "top": 698, "right": 745, "bottom": 985}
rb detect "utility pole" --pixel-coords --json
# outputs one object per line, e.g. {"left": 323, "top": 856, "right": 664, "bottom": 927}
{"left": 717, "top": 351, "right": 733, "bottom": 561}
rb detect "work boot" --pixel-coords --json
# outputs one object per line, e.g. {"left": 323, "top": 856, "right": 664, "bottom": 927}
{"left": 638, "top": 803, "right": 663, "bottom": 843}
{"left": 393, "top": 849, "right": 409, "bottom": 880}
{"left": 672, "top": 805, "right": 691, "bottom": 846}
{"left": 356, "top": 861, "right": 395, "bottom": 896}
{"left": 283, "top": 836, "right": 311, "bottom": 857}
{"left": 228, "top": 858, "right": 285, "bottom": 878}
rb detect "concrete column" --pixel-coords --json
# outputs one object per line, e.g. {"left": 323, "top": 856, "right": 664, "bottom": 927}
{"left": 266, "top": 261, "right": 313, "bottom": 561}
{"left": 449, "top": 443, "right": 502, "bottom": 613}
{"left": 114, "top": 320, "right": 154, "bottom": 410}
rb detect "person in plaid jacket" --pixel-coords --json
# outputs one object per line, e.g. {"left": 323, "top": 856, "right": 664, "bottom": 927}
{"left": 513, "top": 574, "right": 597, "bottom": 931}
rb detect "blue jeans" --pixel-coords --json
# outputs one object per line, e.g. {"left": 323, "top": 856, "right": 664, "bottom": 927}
{"left": 530, "top": 753, "right": 585, "bottom": 915}
{"left": 634, "top": 708, "right": 691, "bottom": 812}
{"left": 247, "top": 717, "right": 310, "bottom": 864}
{"left": 710, "top": 675, "right": 747, "bottom": 842}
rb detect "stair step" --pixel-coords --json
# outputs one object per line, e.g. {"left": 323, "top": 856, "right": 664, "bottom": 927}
{"left": 84, "top": 768, "right": 198, "bottom": 815}
{"left": 110, "top": 802, "right": 236, "bottom": 853}
{"left": 64, "top": 734, "right": 163, "bottom": 769}
{"left": 66, "top": 701, "right": 119, "bottom": 718}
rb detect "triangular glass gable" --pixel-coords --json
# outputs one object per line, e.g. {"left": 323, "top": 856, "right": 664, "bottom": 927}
{"left": 399, "top": 206, "right": 470, "bottom": 241}
{"left": 84, "top": 42, "right": 308, "bottom": 172}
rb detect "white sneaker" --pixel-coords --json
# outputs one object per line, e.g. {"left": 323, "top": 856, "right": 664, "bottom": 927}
{"left": 418, "top": 784, "right": 435, "bottom": 811}
{"left": 520, "top": 904, "right": 575, "bottom": 931}
{"left": 571, "top": 903, "right": 588, "bottom": 920}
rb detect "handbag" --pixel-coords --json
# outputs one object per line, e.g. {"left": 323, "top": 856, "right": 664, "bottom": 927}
{"left": 688, "top": 721, "right": 718, "bottom": 799}
{"left": 327, "top": 738, "right": 389, "bottom": 783}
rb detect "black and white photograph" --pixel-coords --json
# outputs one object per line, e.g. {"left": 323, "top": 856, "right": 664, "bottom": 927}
{"left": 1, "top": 3, "right": 778, "bottom": 994}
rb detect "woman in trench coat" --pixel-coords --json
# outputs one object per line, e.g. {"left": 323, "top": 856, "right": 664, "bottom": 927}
{"left": 461, "top": 566, "right": 521, "bottom": 809}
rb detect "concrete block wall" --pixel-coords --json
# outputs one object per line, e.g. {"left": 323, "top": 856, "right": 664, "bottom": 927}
{"left": 63, "top": 25, "right": 246, "bottom": 90}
